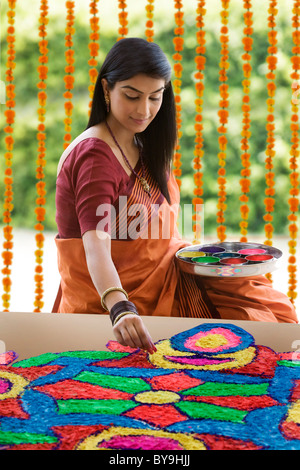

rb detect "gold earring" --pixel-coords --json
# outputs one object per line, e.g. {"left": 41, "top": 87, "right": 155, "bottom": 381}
{"left": 105, "top": 94, "right": 110, "bottom": 113}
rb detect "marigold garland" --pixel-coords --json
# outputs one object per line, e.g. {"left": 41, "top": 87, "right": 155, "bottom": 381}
{"left": 33, "top": 0, "right": 49, "bottom": 313}
{"left": 145, "top": 0, "right": 155, "bottom": 42}
{"left": 192, "top": 0, "right": 206, "bottom": 244}
{"left": 287, "top": 0, "right": 300, "bottom": 306}
{"left": 263, "top": 0, "right": 278, "bottom": 282}
{"left": 172, "top": 0, "right": 184, "bottom": 190}
{"left": 216, "top": 0, "right": 230, "bottom": 242}
{"left": 1, "top": 1, "right": 298, "bottom": 313}
{"left": 88, "top": 0, "right": 100, "bottom": 114}
{"left": 239, "top": 0, "right": 253, "bottom": 242}
{"left": 2, "top": 0, "right": 17, "bottom": 312}
{"left": 63, "top": 1, "right": 76, "bottom": 150}
{"left": 118, "top": 0, "right": 128, "bottom": 40}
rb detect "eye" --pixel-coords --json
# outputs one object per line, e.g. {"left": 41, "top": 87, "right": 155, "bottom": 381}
{"left": 150, "top": 93, "right": 163, "bottom": 102}
{"left": 125, "top": 94, "right": 139, "bottom": 100}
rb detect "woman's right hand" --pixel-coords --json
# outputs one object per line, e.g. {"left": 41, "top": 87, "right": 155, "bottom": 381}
{"left": 82, "top": 231, "right": 156, "bottom": 353}
{"left": 113, "top": 313, "right": 157, "bottom": 354}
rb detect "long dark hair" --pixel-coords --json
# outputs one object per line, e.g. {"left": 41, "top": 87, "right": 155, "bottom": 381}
{"left": 86, "top": 38, "right": 177, "bottom": 203}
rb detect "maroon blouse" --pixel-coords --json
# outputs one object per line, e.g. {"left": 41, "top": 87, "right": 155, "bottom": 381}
{"left": 56, "top": 138, "right": 140, "bottom": 239}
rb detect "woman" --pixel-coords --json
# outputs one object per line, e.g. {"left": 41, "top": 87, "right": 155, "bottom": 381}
{"left": 54, "top": 38, "right": 297, "bottom": 353}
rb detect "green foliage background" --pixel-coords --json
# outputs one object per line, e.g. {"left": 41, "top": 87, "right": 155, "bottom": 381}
{"left": 0, "top": 0, "right": 297, "bottom": 236}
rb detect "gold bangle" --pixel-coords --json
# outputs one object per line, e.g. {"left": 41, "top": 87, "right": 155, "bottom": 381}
{"left": 112, "top": 311, "right": 139, "bottom": 327}
{"left": 101, "top": 287, "right": 128, "bottom": 311}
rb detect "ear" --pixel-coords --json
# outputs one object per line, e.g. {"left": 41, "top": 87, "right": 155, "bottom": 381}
{"left": 101, "top": 78, "right": 110, "bottom": 113}
{"left": 101, "top": 78, "right": 109, "bottom": 97}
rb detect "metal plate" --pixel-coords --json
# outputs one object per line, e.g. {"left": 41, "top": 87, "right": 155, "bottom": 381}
{"left": 176, "top": 242, "right": 283, "bottom": 278}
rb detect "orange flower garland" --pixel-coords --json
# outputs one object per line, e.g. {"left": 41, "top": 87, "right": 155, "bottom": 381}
{"left": 118, "top": 0, "right": 128, "bottom": 40}
{"left": 145, "top": 0, "right": 155, "bottom": 42}
{"left": 263, "top": 0, "right": 278, "bottom": 282}
{"left": 239, "top": 0, "right": 253, "bottom": 242}
{"left": 192, "top": 0, "right": 206, "bottom": 243}
{"left": 263, "top": 1, "right": 278, "bottom": 243}
{"left": 2, "top": 0, "right": 17, "bottom": 312}
{"left": 216, "top": 0, "right": 230, "bottom": 242}
{"left": 33, "top": 0, "right": 49, "bottom": 313}
{"left": 63, "top": 1, "right": 76, "bottom": 150}
{"left": 88, "top": 0, "right": 100, "bottom": 114}
{"left": 287, "top": 0, "right": 300, "bottom": 305}
{"left": 172, "top": 0, "right": 184, "bottom": 190}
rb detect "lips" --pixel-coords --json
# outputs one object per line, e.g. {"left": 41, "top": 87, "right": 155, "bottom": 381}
{"left": 131, "top": 117, "right": 150, "bottom": 126}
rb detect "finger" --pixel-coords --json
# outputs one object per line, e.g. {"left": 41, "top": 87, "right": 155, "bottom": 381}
{"left": 132, "top": 320, "right": 157, "bottom": 353}
{"left": 112, "top": 327, "right": 129, "bottom": 348}
{"left": 130, "top": 321, "right": 150, "bottom": 351}
{"left": 127, "top": 316, "right": 157, "bottom": 353}
{"left": 116, "top": 316, "right": 145, "bottom": 350}
{"left": 113, "top": 315, "right": 140, "bottom": 349}
{"left": 114, "top": 315, "right": 156, "bottom": 353}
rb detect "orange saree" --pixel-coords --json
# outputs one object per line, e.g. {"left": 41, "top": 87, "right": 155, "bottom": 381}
{"left": 55, "top": 157, "right": 217, "bottom": 318}
{"left": 54, "top": 137, "right": 298, "bottom": 324}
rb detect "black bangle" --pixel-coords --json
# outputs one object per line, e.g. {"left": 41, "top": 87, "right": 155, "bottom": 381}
{"left": 109, "top": 300, "right": 139, "bottom": 325}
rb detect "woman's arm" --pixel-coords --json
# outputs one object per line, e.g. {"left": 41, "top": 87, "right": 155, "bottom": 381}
{"left": 82, "top": 229, "right": 156, "bottom": 353}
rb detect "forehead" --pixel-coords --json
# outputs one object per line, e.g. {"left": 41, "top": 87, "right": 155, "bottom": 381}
{"left": 116, "top": 74, "right": 165, "bottom": 93}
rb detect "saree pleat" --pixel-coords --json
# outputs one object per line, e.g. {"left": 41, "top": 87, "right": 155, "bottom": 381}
{"left": 176, "top": 271, "right": 220, "bottom": 319}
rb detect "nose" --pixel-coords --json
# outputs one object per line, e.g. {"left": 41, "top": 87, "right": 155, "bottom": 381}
{"left": 136, "top": 98, "right": 150, "bottom": 117}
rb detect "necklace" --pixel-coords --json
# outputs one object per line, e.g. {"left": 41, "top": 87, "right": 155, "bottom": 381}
{"left": 105, "top": 121, "right": 151, "bottom": 197}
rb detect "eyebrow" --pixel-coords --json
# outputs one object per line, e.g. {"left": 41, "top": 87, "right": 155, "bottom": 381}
{"left": 121, "top": 85, "right": 165, "bottom": 94}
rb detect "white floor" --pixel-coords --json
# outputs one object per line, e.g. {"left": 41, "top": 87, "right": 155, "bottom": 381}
{"left": 1, "top": 229, "right": 299, "bottom": 320}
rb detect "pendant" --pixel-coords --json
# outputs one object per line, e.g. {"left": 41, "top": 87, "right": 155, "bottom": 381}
{"left": 139, "top": 177, "right": 151, "bottom": 196}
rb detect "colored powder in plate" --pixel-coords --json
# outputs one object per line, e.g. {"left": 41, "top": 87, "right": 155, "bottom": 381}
{"left": 245, "top": 254, "right": 273, "bottom": 262}
{"left": 215, "top": 252, "right": 241, "bottom": 259}
{"left": 192, "top": 256, "right": 220, "bottom": 264}
{"left": 220, "top": 258, "right": 247, "bottom": 265}
{"left": 200, "top": 246, "right": 225, "bottom": 254}
{"left": 238, "top": 248, "right": 266, "bottom": 255}
{"left": 178, "top": 251, "right": 205, "bottom": 258}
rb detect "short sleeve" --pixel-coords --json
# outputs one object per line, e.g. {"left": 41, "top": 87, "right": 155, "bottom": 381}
{"left": 56, "top": 138, "right": 124, "bottom": 238}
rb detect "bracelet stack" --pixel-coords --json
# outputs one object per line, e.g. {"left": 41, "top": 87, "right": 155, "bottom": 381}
{"left": 110, "top": 300, "right": 139, "bottom": 326}
{"left": 100, "top": 287, "right": 139, "bottom": 326}
{"left": 101, "top": 287, "right": 128, "bottom": 311}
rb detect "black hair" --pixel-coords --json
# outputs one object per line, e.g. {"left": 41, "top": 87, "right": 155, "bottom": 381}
{"left": 86, "top": 38, "right": 177, "bottom": 203}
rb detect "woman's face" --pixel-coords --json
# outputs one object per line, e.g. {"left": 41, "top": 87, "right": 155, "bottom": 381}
{"left": 102, "top": 74, "right": 165, "bottom": 135}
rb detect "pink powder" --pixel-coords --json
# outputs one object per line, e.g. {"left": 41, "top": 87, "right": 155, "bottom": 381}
{"left": 99, "top": 435, "right": 182, "bottom": 450}
{"left": 238, "top": 248, "right": 266, "bottom": 255}
{"left": 0, "top": 378, "right": 10, "bottom": 394}
{"left": 184, "top": 327, "right": 241, "bottom": 353}
{"left": 165, "top": 356, "right": 232, "bottom": 366}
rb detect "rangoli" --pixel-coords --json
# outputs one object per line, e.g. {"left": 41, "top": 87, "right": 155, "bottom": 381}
{"left": 0, "top": 322, "right": 300, "bottom": 450}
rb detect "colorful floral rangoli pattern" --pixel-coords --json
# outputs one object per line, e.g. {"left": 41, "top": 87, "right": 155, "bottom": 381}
{"left": 0, "top": 323, "right": 300, "bottom": 450}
